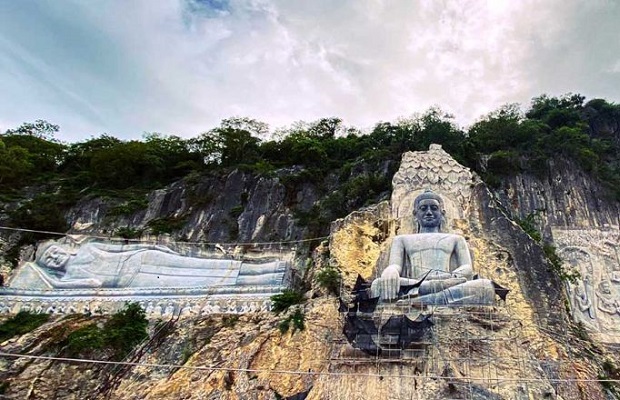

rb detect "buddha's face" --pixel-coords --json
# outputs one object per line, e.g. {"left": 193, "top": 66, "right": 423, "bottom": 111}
{"left": 575, "top": 285, "right": 584, "bottom": 296}
{"left": 415, "top": 199, "right": 443, "bottom": 229}
{"left": 600, "top": 281, "right": 612, "bottom": 294}
{"left": 39, "top": 245, "right": 70, "bottom": 270}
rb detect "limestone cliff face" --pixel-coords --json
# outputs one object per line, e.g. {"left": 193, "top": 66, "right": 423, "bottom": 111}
{"left": 1, "top": 148, "right": 620, "bottom": 399}
{"left": 491, "top": 159, "right": 620, "bottom": 345}
{"left": 0, "top": 303, "right": 338, "bottom": 400}
{"left": 65, "top": 169, "right": 314, "bottom": 244}
{"left": 492, "top": 159, "right": 619, "bottom": 232}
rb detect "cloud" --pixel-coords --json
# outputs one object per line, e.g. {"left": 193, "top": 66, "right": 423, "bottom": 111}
{"left": 0, "top": 0, "right": 619, "bottom": 142}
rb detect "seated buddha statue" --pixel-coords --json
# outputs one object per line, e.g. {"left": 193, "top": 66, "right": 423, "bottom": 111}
{"left": 370, "top": 190, "right": 496, "bottom": 306}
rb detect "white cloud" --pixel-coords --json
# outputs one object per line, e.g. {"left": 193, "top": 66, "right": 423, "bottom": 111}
{"left": 0, "top": 0, "right": 619, "bottom": 141}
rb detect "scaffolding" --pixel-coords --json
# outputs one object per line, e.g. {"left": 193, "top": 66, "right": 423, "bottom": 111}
{"left": 328, "top": 276, "right": 593, "bottom": 400}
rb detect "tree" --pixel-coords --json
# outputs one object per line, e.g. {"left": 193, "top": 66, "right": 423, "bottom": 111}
{"left": 88, "top": 140, "right": 164, "bottom": 188}
{"left": 0, "top": 120, "right": 65, "bottom": 189}
{"left": 61, "top": 135, "right": 122, "bottom": 172}
{"left": 1, "top": 134, "right": 65, "bottom": 174}
{"left": 583, "top": 98, "right": 620, "bottom": 140}
{"left": 0, "top": 140, "right": 33, "bottom": 189}
{"left": 143, "top": 133, "right": 203, "bottom": 178}
{"left": 220, "top": 117, "right": 269, "bottom": 139}
{"left": 193, "top": 119, "right": 263, "bottom": 168}
{"left": 468, "top": 104, "right": 532, "bottom": 153}
{"left": 526, "top": 93, "right": 584, "bottom": 129}
{"left": 4, "top": 119, "right": 60, "bottom": 141}
{"left": 308, "top": 117, "right": 343, "bottom": 139}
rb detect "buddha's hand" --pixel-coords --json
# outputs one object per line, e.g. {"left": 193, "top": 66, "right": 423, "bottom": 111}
{"left": 426, "top": 271, "right": 453, "bottom": 281}
{"left": 82, "top": 278, "right": 102, "bottom": 287}
{"left": 379, "top": 265, "right": 401, "bottom": 301}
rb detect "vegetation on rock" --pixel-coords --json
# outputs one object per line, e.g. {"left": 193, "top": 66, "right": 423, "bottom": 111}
{"left": 270, "top": 289, "right": 305, "bottom": 314}
{"left": 61, "top": 302, "right": 148, "bottom": 360}
{"left": 0, "top": 311, "right": 50, "bottom": 342}
{"left": 515, "top": 212, "right": 579, "bottom": 283}
{"left": 1, "top": 95, "right": 619, "bottom": 243}
{"left": 278, "top": 307, "right": 305, "bottom": 334}
{"left": 315, "top": 266, "right": 341, "bottom": 295}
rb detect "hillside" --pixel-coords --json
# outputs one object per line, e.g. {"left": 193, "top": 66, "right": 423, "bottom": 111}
{"left": 1, "top": 94, "right": 620, "bottom": 399}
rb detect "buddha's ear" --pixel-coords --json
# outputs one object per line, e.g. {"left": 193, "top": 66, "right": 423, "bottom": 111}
{"left": 439, "top": 216, "right": 448, "bottom": 233}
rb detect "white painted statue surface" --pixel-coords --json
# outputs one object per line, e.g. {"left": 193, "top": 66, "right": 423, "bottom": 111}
{"left": 7, "top": 241, "right": 288, "bottom": 290}
{"left": 371, "top": 190, "right": 495, "bottom": 305}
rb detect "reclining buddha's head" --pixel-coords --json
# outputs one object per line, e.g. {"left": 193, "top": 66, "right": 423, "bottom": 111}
{"left": 35, "top": 243, "right": 70, "bottom": 270}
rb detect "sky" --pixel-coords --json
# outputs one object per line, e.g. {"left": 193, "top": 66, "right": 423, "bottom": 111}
{"left": 0, "top": 0, "right": 619, "bottom": 142}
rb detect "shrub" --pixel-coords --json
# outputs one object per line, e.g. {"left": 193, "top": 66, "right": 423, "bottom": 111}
{"left": 289, "top": 308, "right": 305, "bottom": 332}
{"left": 315, "top": 266, "right": 340, "bottom": 295}
{"left": 0, "top": 311, "right": 50, "bottom": 342}
{"left": 270, "top": 289, "right": 304, "bottom": 314}
{"left": 147, "top": 216, "right": 187, "bottom": 235}
{"left": 278, "top": 307, "right": 305, "bottom": 334}
{"left": 544, "top": 244, "right": 579, "bottom": 283}
{"left": 515, "top": 212, "right": 542, "bottom": 242}
{"left": 108, "top": 198, "right": 149, "bottom": 217}
{"left": 222, "top": 315, "right": 239, "bottom": 328}
{"left": 104, "top": 302, "right": 149, "bottom": 359}
{"left": 115, "top": 226, "right": 143, "bottom": 239}
{"left": 64, "top": 324, "right": 105, "bottom": 356}
{"left": 229, "top": 205, "right": 244, "bottom": 219}
{"left": 62, "top": 302, "right": 148, "bottom": 360}
{"left": 277, "top": 319, "right": 290, "bottom": 333}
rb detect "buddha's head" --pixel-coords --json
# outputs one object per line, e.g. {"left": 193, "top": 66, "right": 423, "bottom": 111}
{"left": 575, "top": 284, "right": 585, "bottom": 297}
{"left": 599, "top": 280, "right": 612, "bottom": 295}
{"left": 413, "top": 190, "right": 446, "bottom": 233}
{"left": 35, "top": 243, "right": 71, "bottom": 270}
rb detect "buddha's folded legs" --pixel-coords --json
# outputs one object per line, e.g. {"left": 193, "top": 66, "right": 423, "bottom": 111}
{"left": 404, "top": 279, "right": 497, "bottom": 306}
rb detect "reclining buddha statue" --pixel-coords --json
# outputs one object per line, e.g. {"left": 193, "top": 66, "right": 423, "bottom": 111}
{"left": 9, "top": 241, "right": 287, "bottom": 290}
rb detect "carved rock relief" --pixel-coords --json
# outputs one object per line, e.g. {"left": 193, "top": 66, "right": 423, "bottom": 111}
{"left": 0, "top": 237, "right": 293, "bottom": 315}
{"left": 0, "top": 295, "right": 273, "bottom": 318}
{"left": 553, "top": 229, "right": 620, "bottom": 341}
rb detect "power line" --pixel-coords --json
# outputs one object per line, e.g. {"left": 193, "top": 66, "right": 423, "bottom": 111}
{"left": 0, "top": 351, "right": 618, "bottom": 384}
{"left": 0, "top": 225, "right": 329, "bottom": 246}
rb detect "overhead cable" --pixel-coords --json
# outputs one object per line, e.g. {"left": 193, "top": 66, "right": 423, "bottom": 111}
{"left": 0, "top": 226, "right": 329, "bottom": 246}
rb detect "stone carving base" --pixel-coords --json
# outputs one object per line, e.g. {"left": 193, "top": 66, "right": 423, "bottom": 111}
{"left": 0, "top": 286, "right": 281, "bottom": 317}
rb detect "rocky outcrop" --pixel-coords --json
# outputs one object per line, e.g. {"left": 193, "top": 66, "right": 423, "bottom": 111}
{"left": 0, "top": 301, "right": 339, "bottom": 400}
{"left": 1, "top": 147, "right": 620, "bottom": 399}
{"left": 66, "top": 170, "right": 312, "bottom": 244}
{"left": 490, "top": 159, "right": 620, "bottom": 344}
{"left": 492, "top": 159, "right": 620, "bottom": 232}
